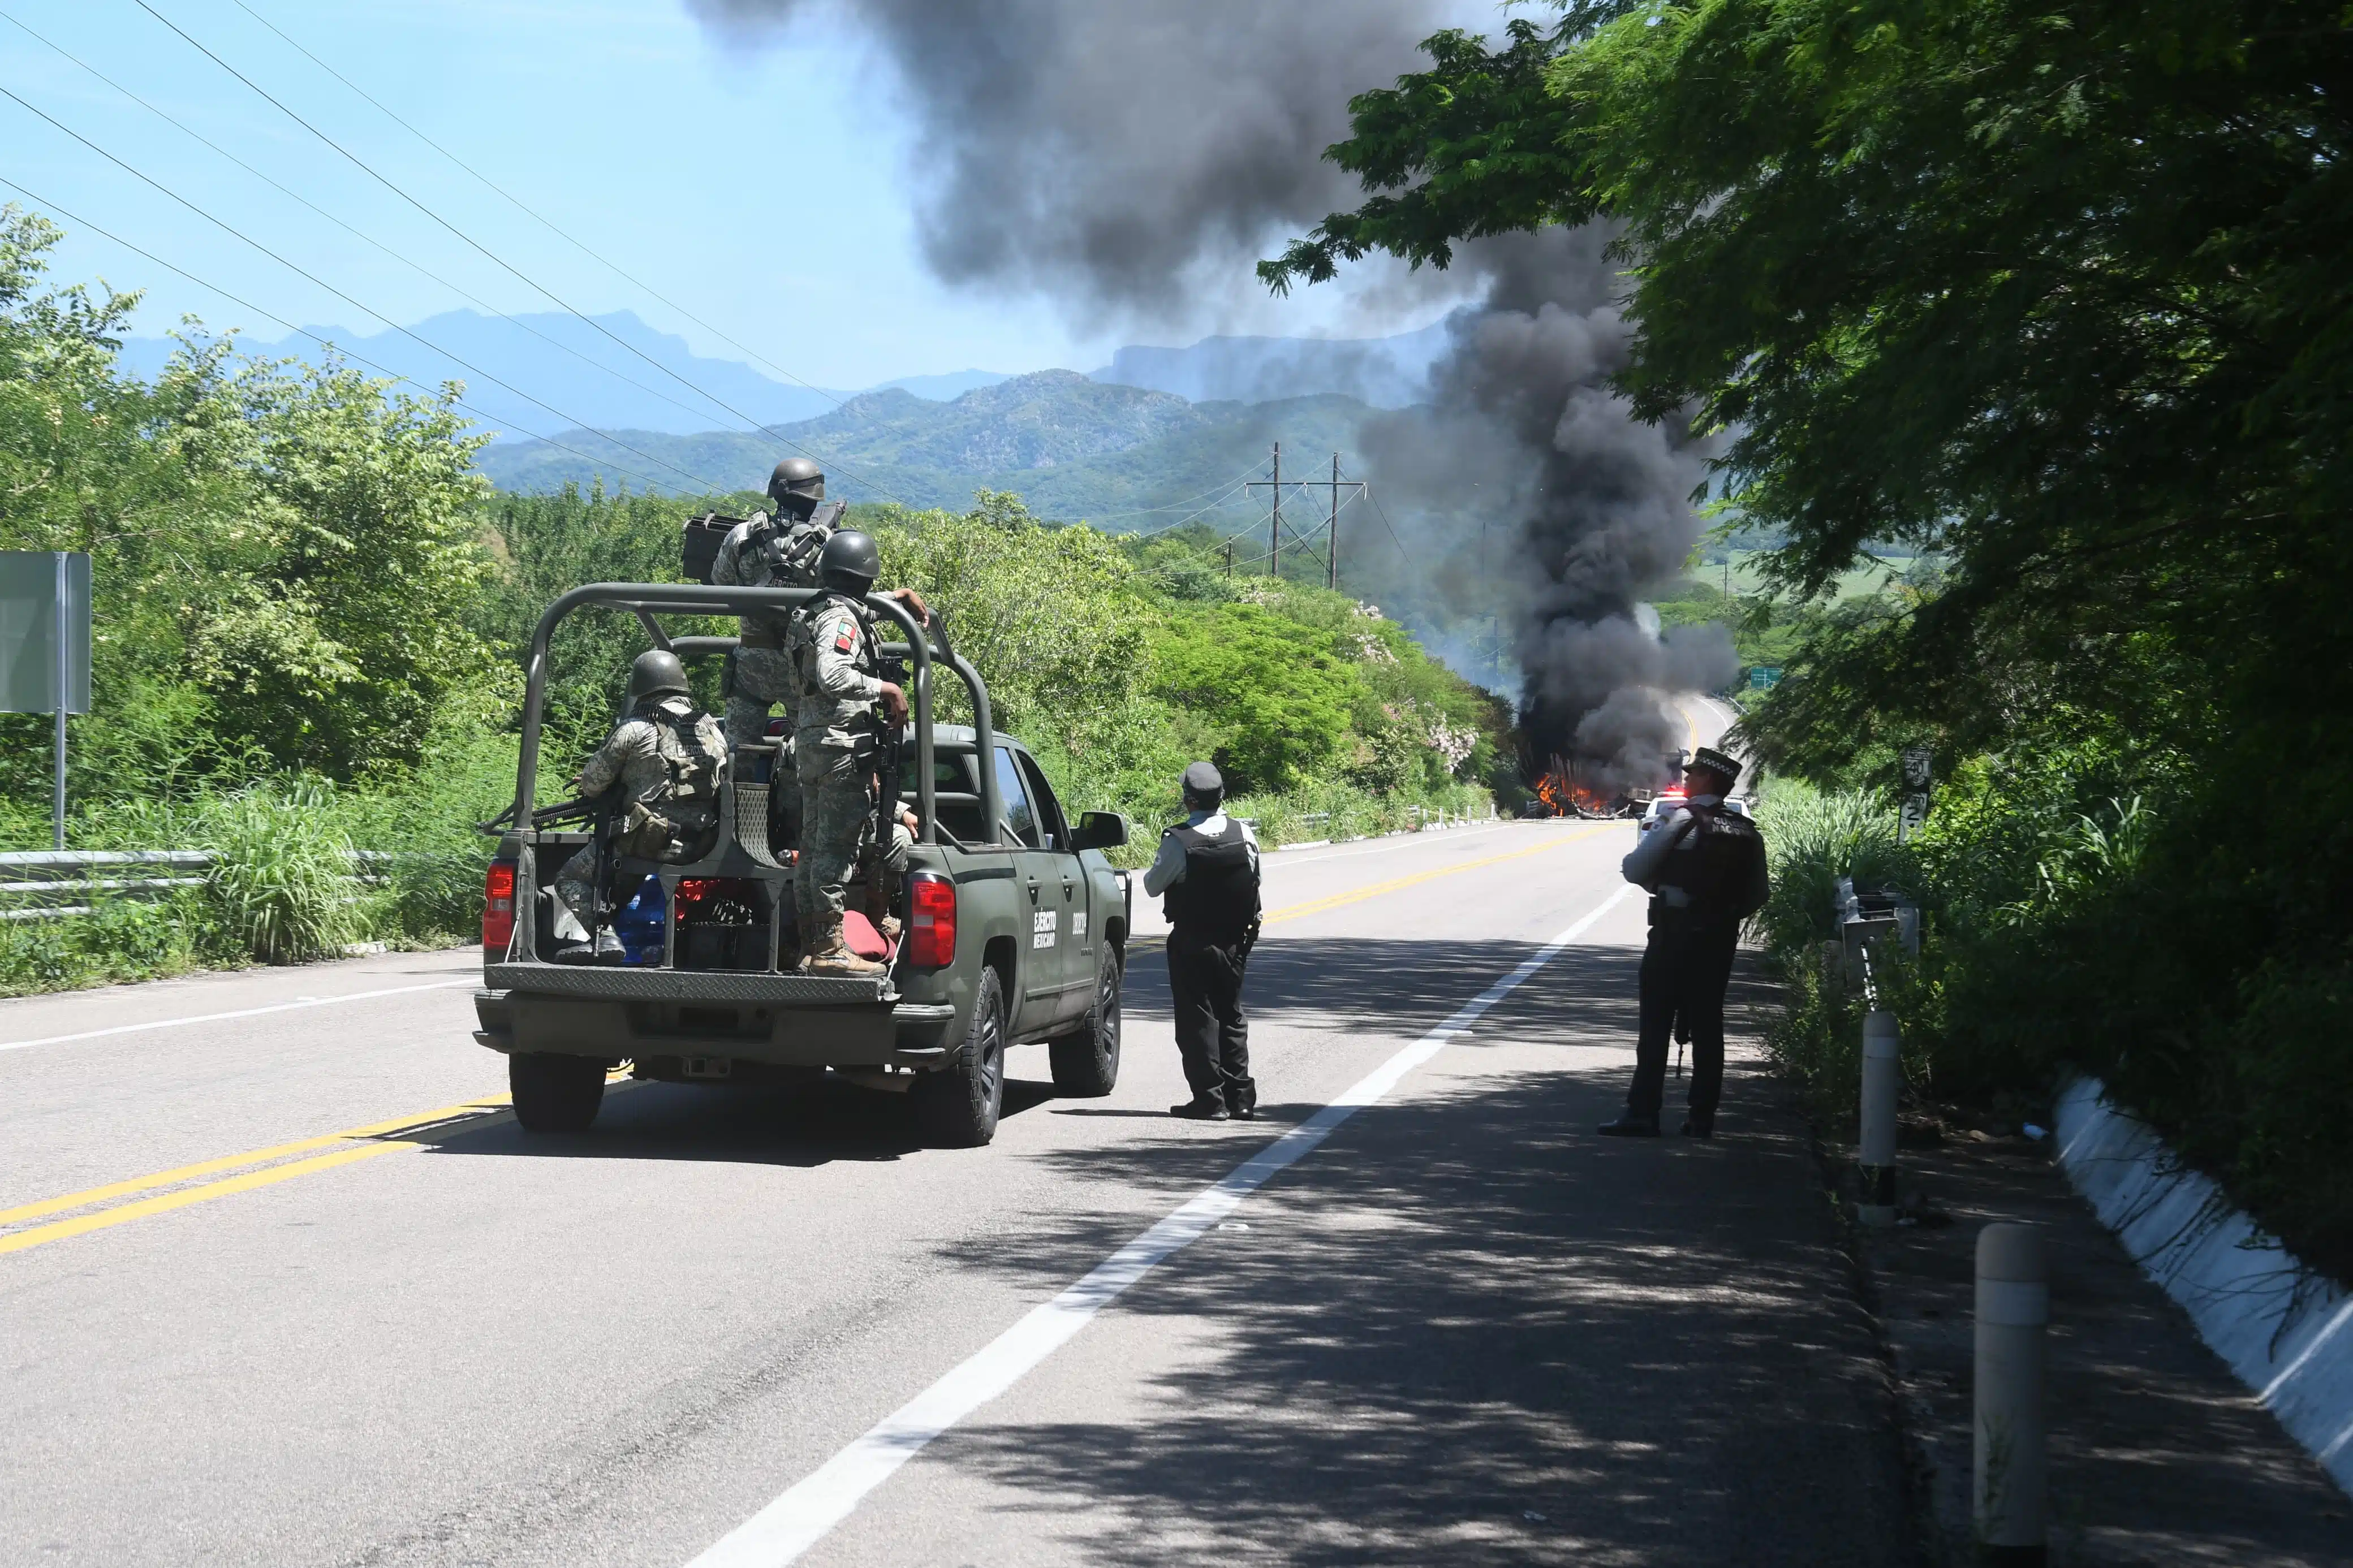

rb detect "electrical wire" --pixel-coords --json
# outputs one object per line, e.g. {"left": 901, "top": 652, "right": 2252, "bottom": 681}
{"left": 130, "top": 0, "right": 904, "bottom": 502}
{"left": 1087, "top": 455, "right": 1268, "bottom": 521}
{"left": 0, "top": 7, "right": 764, "bottom": 444}
{"left": 226, "top": 0, "right": 853, "bottom": 415}
{"left": 0, "top": 175, "right": 698, "bottom": 497}
{"left": 1365, "top": 480, "right": 1414, "bottom": 560}
{"left": 0, "top": 85, "right": 730, "bottom": 493}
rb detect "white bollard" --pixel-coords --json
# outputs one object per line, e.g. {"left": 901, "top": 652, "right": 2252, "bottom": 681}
{"left": 1975, "top": 1223, "right": 2049, "bottom": 1565}
{"left": 1856, "top": 1009, "right": 1901, "bottom": 1225}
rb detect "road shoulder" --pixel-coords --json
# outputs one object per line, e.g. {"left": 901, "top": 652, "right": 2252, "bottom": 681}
{"left": 1849, "top": 1114, "right": 2353, "bottom": 1563}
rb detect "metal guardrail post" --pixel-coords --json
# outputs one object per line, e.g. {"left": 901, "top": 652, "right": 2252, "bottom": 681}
{"left": 1858, "top": 1008, "right": 1902, "bottom": 1225}
{"left": 1975, "top": 1223, "right": 2049, "bottom": 1565}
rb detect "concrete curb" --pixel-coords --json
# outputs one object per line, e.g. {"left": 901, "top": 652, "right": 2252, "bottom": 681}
{"left": 2054, "top": 1076, "right": 2353, "bottom": 1496}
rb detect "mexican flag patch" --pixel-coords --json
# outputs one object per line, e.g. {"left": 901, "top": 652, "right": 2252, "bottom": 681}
{"left": 833, "top": 619, "right": 856, "bottom": 654}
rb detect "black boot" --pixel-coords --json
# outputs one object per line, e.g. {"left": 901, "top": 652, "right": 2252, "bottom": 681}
{"left": 1171, "top": 1096, "right": 1230, "bottom": 1121}
{"left": 1225, "top": 1081, "right": 1258, "bottom": 1121}
{"left": 1679, "top": 1115, "right": 1715, "bottom": 1139}
{"left": 1596, "top": 1111, "right": 1661, "bottom": 1138}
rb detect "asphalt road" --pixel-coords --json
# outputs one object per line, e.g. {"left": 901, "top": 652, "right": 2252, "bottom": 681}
{"left": 1, "top": 697, "right": 1910, "bottom": 1566}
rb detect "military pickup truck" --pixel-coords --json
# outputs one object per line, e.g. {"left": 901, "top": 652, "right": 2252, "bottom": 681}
{"left": 473, "top": 581, "right": 1132, "bottom": 1147}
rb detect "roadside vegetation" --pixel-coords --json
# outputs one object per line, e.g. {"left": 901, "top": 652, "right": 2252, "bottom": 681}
{"left": 0, "top": 207, "right": 1501, "bottom": 997}
{"left": 1266, "top": 2, "right": 2353, "bottom": 1281}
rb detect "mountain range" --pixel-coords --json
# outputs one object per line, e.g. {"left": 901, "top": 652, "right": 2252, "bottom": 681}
{"left": 111, "top": 310, "right": 1446, "bottom": 441}
{"left": 473, "top": 371, "right": 1379, "bottom": 524}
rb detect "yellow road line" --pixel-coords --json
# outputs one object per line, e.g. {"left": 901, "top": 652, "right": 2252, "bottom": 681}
{"left": 1260, "top": 823, "right": 1611, "bottom": 927}
{"left": 0, "top": 1138, "right": 429, "bottom": 1256}
{"left": 0, "top": 1095, "right": 515, "bottom": 1230}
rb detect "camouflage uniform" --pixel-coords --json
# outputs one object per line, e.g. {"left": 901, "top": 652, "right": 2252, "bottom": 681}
{"left": 552, "top": 694, "right": 729, "bottom": 932}
{"left": 713, "top": 508, "right": 839, "bottom": 748}
{"left": 786, "top": 589, "right": 885, "bottom": 938}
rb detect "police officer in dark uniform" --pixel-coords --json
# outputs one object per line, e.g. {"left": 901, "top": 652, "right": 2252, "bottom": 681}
{"left": 1143, "top": 762, "right": 1261, "bottom": 1121}
{"left": 1599, "top": 745, "right": 1770, "bottom": 1138}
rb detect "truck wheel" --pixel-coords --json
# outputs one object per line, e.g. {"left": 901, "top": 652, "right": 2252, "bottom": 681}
{"left": 510, "top": 1052, "right": 606, "bottom": 1133}
{"left": 1048, "top": 944, "right": 1122, "bottom": 1097}
{"left": 916, "top": 965, "right": 1006, "bottom": 1147}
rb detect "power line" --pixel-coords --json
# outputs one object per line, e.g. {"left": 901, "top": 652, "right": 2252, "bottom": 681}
{"left": 1365, "top": 482, "right": 1414, "bottom": 561}
{"left": 0, "top": 85, "right": 730, "bottom": 493}
{"left": 226, "top": 0, "right": 854, "bottom": 416}
{"left": 0, "top": 175, "right": 697, "bottom": 498}
{"left": 1121, "top": 473, "right": 1262, "bottom": 541}
{"left": 0, "top": 7, "right": 757, "bottom": 444}
{"left": 131, "top": 0, "right": 903, "bottom": 501}
{"left": 1088, "top": 455, "right": 1268, "bottom": 521}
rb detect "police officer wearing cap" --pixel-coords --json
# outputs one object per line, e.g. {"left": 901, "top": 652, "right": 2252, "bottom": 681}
{"left": 1143, "top": 762, "right": 1262, "bottom": 1121}
{"left": 1600, "top": 745, "right": 1770, "bottom": 1139}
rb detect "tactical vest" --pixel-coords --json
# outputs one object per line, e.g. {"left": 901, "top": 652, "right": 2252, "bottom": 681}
{"left": 1654, "top": 806, "right": 1768, "bottom": 925}
{"left": 787, "top": 590, "right": 881, "bottom": 740}
{"left": 1162, "top": 819, "right": 1261, "bottom": 943}
{"left": 648, "top": 699, "right": 727, "bottom": 807}
{"left": 730, "top": 502, "right": 847, "bottom": 591}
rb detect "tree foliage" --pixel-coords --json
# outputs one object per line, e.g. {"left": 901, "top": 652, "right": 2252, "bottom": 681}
{"left": 1264, "top": 2, "right": 2353, "bottom": 1272}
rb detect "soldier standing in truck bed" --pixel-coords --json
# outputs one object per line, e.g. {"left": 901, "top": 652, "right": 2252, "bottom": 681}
{"left": 786, "top": 530, "right": 914, "bottom": 976}
{"left": 714, "top": 459, "right": 843, "bottom": 751}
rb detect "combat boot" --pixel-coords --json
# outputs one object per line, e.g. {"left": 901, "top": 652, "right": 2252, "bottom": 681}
{"left": 799, "top": 915, "right": 886, "bottom": 977}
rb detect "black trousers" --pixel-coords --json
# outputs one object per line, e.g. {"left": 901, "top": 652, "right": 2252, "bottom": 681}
{"left": 1626, "top": 912, "right": 1740, "bottom": 1126}
{"left": 1167, "top": 927, "right": 1255, "bottom": 1109}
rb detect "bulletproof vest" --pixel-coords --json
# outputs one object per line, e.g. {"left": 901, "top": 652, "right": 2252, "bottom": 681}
{"left": 1162, "top": 818, "right": 1261, "bottom": 941}
{"left": 735, "top": 501, "right": 847, "bottom": 590}
{"left": 787, "top": 590, "right": 880, "bottom": 735}
{"left": 1655, "top": 806, "right": 1768, "bottom": 923}
{"left": 646, "top": 697, "right": 727, "bottom": 809}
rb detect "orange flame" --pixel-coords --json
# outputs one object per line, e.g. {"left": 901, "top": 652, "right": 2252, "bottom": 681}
{"left": 1532, "top": 755, "right": 1617, "bottom": 818}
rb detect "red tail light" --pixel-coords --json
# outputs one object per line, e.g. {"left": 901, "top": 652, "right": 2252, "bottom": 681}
{"left": 907, "top": 871, "right": 956, "bottom": 968}
{"left": 482, "top": 859, "right": 517, "bottom": 951}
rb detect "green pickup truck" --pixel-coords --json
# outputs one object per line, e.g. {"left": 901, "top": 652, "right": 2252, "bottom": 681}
{"left": 473, "top": 581, "right": 1131, "bottom": 1147}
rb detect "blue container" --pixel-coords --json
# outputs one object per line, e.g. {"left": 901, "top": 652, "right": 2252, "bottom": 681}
{"left": 611, "top": 875, "right": 666, "bottom": 966}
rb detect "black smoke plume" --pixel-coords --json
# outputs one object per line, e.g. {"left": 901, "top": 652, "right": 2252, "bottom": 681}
{"left": 689, "top": 0, "right": 1459, "bottom": 320}
{"left": 1367, "top": 229, "right": 1735, "bottom": 792}
{"left": 694, "top": 2, "right": 1736, "bottom": 787}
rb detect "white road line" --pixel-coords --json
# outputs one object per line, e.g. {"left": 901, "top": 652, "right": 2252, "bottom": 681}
{"left": 0, "top": 979, "right": 480, "bottom": 1055}
{"left": 686, "top": 882, "right": 1639, "bottom": 1568}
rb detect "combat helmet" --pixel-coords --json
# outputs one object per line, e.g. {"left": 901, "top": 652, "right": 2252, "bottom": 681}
{"left": 817, "top": 529, "right": 881, "bottom": 596}
{"left": 768, "top": 457, "right": 825, "bottom": 520}
{"left": 626, "top": 649, "right": 691, "bottom": 705}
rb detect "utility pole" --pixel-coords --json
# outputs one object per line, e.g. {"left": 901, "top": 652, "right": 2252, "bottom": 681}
{"left": 1328, "top": 452, "right": 1341, "bottom": 589}
{"left": 1222, "top": 541, "right": 1232, "bottom": 580}
{"left": 1243, "top": 443, "right": 1283, "bottom": 579}
{"left": 1269, "top": 443, "right": 1280, "bottom": 577}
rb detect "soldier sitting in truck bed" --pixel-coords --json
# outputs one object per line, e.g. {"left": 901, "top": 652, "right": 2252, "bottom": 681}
{"left": 548, "top": 649, "right": 730, "bottom": 964}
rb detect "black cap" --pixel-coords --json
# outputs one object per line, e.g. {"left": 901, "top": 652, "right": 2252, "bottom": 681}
{"left": 1688, "top": 746, "right": 1742, "bottom": 788}
{"left": 1181, "top": 761, "right": 1223, "bottom": 802}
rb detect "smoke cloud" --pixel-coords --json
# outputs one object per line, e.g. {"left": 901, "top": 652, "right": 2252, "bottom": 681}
{"left": 693, "top": 2, "right": 1736, "bottom": 789}
{"left": 1369, "top": 228, "right": 1736, "bottom": 791}
{"left": 691, "top": 0, "right": 1466, "bottom": 321}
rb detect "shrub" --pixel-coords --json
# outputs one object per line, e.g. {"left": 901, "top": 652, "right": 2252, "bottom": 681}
{"left": 199, "top": 786, "right": 364, "bottom": 964}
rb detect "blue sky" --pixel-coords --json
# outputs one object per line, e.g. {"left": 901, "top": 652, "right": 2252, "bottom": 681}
{"left": 1, "top": 1, "right": 1456, "bottom": 388}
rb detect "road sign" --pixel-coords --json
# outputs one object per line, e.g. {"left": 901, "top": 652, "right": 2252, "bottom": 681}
{"left": 1900, "top": 792, "right": 1929, "bottom": 842}
{"left": 1901, "top": 745, "right": 1933, "bottom": 791}
{"left": 0, "top": 552, "right": 94, "bottom": 850}
{"left": 1748, "top": 666, "right": 1783, "bottom": 689}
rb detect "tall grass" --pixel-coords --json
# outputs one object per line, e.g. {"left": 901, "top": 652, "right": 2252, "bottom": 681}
{"left": 199, "top": 785, "right": 365, "bottom": 964}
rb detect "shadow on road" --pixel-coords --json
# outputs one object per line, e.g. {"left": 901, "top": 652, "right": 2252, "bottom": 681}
{"left": 904, "top": 948, "right": 1907, "bottom": 1567}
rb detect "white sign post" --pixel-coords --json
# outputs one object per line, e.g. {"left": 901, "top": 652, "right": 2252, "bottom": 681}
{"left": 0, "top": 552, "right": 94, "bottom": 849}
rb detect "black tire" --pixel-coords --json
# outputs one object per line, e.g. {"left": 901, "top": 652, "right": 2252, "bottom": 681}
{"left": 915, "top": 964, "right": 1007, "bottom": 1147}
{"left": 1048, "top": 943, "right": 1122, "bottom": 1097}
{"left": 510, "top": 1052, "right": 606, "bottom": 1133}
